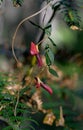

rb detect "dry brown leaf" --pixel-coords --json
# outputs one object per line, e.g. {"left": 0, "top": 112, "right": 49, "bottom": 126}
{"left": 56, "top": 106, "right": 65, "bottom": 127}
{"left": 31, "top": 89, "right": 43, "bottom": 111}
{"left": 43, "top": 110, "right": 56, "bottom": 125}
{"left": 25, "top": 89, "right": 46, "bottom": 113}
{"left": 5, "top": 84, "right": 22, "bottom": 95}
{"left": 70, "top": 25, "right": 82, "bottom": 31}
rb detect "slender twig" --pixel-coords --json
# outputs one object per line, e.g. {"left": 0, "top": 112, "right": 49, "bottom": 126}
{"left": 14, "top": 91, "right": 20, "bottom": 117}
{"left": 12, "top": 1, "right": 52, "bottom": 63}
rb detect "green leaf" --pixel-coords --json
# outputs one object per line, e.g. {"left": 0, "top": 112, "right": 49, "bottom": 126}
{"left": 49, "top": 67, "right": 58, "bottom": 77}
{"left": 45, "top": 53, "right": 51, "bottom": 66}
{"left": 45, "top": 44, "right": 54, "bottom": 66}
{"left": 48, "top": 37, "right": 56, "bottom": 46}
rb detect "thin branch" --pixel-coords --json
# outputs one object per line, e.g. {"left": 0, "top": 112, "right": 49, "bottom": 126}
{"left": 12, "top": 1, "right": 52, "bottom": 63}
{"left": 14, "top": 91, "right": 20, "bottom": 117}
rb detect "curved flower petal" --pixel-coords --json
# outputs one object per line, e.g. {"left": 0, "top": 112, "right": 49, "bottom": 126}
{"left": 35, "top": 77, "right": 53, "bottom": 94}
{"left": 40, "top": 82, "right": 53, "bottom": 94}
{"left": 30, "top": 42, "right": 39, "bottom": 55}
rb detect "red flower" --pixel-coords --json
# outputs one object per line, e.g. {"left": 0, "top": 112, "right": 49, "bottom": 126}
{"left": 30, "top": 42, "right": 43, "bottom": 67}
{"left": 35, "top": 77, "right": 53, "bottom": 95}
{"left": 30, "top": 42, "right": 39, "bottom": 55}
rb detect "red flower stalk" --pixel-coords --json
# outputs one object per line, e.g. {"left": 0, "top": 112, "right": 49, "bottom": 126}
{"left": 30, "top": 42, "right": 43, "bottom": 67}
{"left": 35, "top": 77, "right": 53, "bottom": 95}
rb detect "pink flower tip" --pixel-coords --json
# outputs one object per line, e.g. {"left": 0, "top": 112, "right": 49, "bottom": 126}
{"left": 30, "top": 42, "right": 43, "bottom": 67}
{"left": 41, "top": 82, "right": 53, "bottom": 94}
{"left": 30, "top": 42, "right": 39, "bottom": 55}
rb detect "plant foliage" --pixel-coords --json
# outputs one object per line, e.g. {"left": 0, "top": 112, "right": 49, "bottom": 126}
{"left": 0, "top": 0, "right": 83, "bottom": 130}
